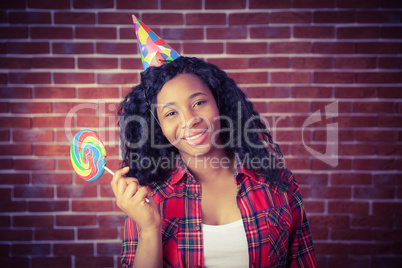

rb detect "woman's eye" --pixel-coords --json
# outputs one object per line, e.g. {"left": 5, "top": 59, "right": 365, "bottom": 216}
{"left": 165, "top": 111, "right": 176, "bottom": 117}
{"left": 194, "top": 101, "right": 205, "bottom": 107}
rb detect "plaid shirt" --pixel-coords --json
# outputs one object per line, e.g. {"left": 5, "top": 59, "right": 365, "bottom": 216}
{"left": 121, "top": 156, "right": 317, "bottom": 268}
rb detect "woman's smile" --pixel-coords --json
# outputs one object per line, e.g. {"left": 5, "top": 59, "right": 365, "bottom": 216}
{"left": 182, "top": 128, "right": 208, "bottom": 145}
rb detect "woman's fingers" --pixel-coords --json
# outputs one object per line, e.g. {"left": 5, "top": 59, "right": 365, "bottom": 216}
{"left": 111, "top": 167, "right": 142, "bottom": 196}
{"left": 116, "top": 177, "right": 128, "bottom": 198}
{"left": 118, "top": 177, "right": 140, "bottom": 197}
{"left": 110, "top": 167, "right": 155, "bottom": 224}
{"left": 122, "top": 181, "right": 140, "bottom": 201}
{"left": 110, "top": 166, "right": 130, "bottom": 192}
{"left": 133, "top": 186, "right": 151, "bottom": 204}
{"left": 124, "top": 177, "right": 140, "bottom": 185}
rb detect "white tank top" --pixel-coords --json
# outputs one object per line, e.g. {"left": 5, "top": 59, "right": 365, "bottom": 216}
{"left": 202, "top": 219, "right": 249, "bottom": 268}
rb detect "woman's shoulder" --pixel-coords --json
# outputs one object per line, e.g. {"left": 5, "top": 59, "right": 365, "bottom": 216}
{"left": 278, "top": 168, "right": 296, "bottom": 184}
{"left": 274, "top": 168, "right": 306, "bottom": 206}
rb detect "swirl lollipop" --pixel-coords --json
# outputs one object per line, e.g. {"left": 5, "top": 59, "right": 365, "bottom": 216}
{"left": 70, "top": 130, "right": 149, "bottom": 202}
{"left": 70, "top": 129, "right": 114, "bottom": 181}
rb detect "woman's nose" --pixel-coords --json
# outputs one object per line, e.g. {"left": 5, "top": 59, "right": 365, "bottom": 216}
{"left": 181, "top": 110, "right": 201, "bottom": 129}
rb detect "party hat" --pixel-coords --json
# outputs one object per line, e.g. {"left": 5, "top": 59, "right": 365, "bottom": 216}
{"left": 132, "top": 15, "right": 181, "bottom": 70}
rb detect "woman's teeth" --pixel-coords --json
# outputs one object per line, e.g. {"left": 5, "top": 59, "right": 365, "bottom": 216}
{"left": 184, "top": 130, "right": 206, "bottom": 140}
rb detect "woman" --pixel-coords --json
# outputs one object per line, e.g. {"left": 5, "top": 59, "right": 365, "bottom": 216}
{"left": 111, "top": 56, "right": 317, "bottom": 268}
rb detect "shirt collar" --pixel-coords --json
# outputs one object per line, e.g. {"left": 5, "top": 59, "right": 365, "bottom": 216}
{"left": 234, "top": 154, "right": 257, "bottom": 181}
{"left": 170, "top": 154, "right": 189, "bottom": 185}
{"left": 170, "top": 153, "right": 256, "bottom": 186}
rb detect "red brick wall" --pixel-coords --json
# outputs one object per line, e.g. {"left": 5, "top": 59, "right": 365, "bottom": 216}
{"left": 1, "top": 0, "right": 401, "bottom": 267}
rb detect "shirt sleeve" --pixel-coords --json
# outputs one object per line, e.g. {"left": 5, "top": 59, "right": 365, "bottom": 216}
{"left": 121, "top": 216, "right": 140, "bottom": 268}
{"left": 287, "top": 174, "right": 318, "bottom": 268}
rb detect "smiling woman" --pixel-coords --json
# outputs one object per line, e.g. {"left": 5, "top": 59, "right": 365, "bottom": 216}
{"left": 115, "top": 56, "right": 317, "bottom": 268}
{"left": 110, "top": 16, "right": 317, "bottom": 268}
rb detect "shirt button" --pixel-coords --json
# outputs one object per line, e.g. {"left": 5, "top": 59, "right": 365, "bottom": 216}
{"left": 195, "top": 225, "right": 201, "bottom": 231}
{"left": 193, "top": 192, "right": 199, "bottom": 197}
{"left": 282, "top": 220, "right": 287, "bottom": 226}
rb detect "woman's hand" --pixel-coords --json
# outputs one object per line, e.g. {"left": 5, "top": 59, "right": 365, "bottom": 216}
{"left": 111, "top": 167, "right": 161, "bottom": 233}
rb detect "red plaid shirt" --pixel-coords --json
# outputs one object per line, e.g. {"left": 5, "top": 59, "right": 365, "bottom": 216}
{"left": 121, "top": 156, "right": 317, "bottom": 268}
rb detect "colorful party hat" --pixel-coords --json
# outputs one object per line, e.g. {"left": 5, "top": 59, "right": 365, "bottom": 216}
{"left": 132, "top": 15, "right": 181, "bottom": 70}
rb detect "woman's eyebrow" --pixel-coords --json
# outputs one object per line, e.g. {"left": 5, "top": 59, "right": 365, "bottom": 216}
{"left": 161, "top": 102, "right": 175, "bottom": 112}
{"left": 188, "top": 92, "right": 207, "bottom": 100}
{"left": 161, "top": 92, "right": 207, "bottom": 112}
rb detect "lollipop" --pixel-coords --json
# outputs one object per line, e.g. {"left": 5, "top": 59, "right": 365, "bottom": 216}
{"left": 70, "top": 129, "right": 114, "bottom": 181}
{"left": 70, "top": 130, "right": 149, "bottom": 203}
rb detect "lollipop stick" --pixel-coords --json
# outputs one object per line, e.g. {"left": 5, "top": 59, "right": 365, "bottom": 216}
{"left": 104, "top": 166, "right": 115, "bottom": 175}
{"left": 104, "top": 165, "right": 149, "bottom": 203}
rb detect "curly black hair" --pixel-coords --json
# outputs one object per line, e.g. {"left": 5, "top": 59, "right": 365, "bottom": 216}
{"left": 118, "top": 56, "right": 289, "bottom": 190}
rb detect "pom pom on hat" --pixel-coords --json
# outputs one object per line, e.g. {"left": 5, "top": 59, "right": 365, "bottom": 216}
{"left": 132, "top": 15, "right": 181, "bottom": 70}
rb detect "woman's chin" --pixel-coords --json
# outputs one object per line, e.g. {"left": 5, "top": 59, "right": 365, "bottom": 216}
{"left": 181, "top": 143, "right": 228, "bottom": 160}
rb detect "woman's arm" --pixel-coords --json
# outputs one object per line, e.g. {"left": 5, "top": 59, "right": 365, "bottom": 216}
{"left": 287, "top": 174, "right": 318, "bottom": 268}
{"left": 133, "top": 228, "right": 162, "bottom": 268}
{"left": 111, "top": 167, "right": 162, "bottom": 268}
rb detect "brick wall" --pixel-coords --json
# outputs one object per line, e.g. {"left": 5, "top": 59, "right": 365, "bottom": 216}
{"left": 1, "top": 0, "right": 401, "bottom": 267}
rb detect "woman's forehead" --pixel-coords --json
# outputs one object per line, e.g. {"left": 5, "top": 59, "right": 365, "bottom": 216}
{"left": 156, "top": 73, "right": 211, "bottom": 104}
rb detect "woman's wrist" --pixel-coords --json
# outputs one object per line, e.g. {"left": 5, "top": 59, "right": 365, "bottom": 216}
{"left": 140, "top": 224, "right": 161, "bottom": 237}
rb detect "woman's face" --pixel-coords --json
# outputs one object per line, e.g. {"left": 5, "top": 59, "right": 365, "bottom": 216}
{"left": 156, "top": 73, "right": 222, "bottom": 159}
